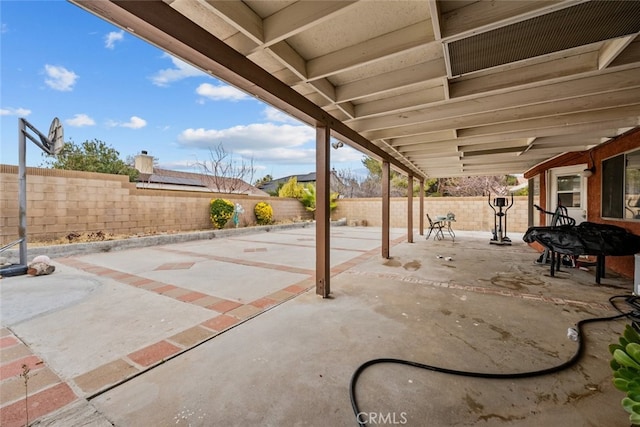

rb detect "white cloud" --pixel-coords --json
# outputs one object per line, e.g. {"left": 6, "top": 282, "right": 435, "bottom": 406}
{"left": 174, "top": 118, "right": 367, "bottom": 177}
{"left": 178, "top": 123, "right": 314, "bottom": 152}
{"left": 0, "top": 107, "right": 31, "bottom": 116}
{"left": 122, "top": 116, "right": 147, "bottom": 129}
{"left": 262, "top": 106, "right": 299, "bottom": 124}
{"left": 105, "top": 30, "right": 124, "bottom": 49}
{"left": 196, "top": 83, "right": 250, "bottom": 102}
{"left": 1, "top": 23, "right": 8, "bottom": 34}
{"left": 66, "top": 114, "right": 95, "bottom": 127}
{"left": 150, "top": 54, "right": 206, "bottom": 87}
{"left": 44, "top": 64, "right": 78, "bottom": 91}
{"left": 107, "top": 116, "right": 147, "bottom": 129}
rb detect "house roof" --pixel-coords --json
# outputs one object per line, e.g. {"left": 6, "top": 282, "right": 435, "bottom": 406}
{"left": 72, "top": 0, "right": 640, "bottom": 179}
{"left": 257, "top": 171, "right": 344, "bottom": 193}
{"left": 139, "top": 168, "right": 269, "bottom": 196}
{"left": 258, "top": 173, "right": 313, "bottom": 194}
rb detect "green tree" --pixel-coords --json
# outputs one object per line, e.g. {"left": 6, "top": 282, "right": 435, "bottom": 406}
{"left": 42, "top": 139, "right": 139, "bottom": 182}
{"left": 254, "top": 174, "right": 273, "bottom": 187}
{"left": 360, "top": 156, "right": 409, "bottom": 197}
{"left": 361, "top": 156, "right": 383, "bottom": 178}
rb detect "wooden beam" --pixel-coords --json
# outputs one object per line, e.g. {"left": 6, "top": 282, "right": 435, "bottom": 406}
{"left": 441, "top": 0, "right": 568, "bottom": 40}
{"left": 353, "top": 85, "right": 446, "bottom": 118}
{"left": 449, "top": 49, "right": 598, "bottom": 98}
{"left": 524, "top": 151, "right": 588, "bottom": 179}
{"left": 457, "top": 105, "right": 640, "bottom": 138}
{"left": 599, "top": 35, "right": 637, "bottom": 70}
{"left": 307, "top": 21, "right": 435, "bottom": 80}
{"left": 202, "top": 0, "right": 264, "bottom": 44}
{"left": 263, "top": 1, "right": 357, "bottom": 46}
{"left": 73, "top": 0, "right": 423, "bottom": 179}
{"left": 359, "top": 86, "right": 640, "bottom": 138}
{"left": 336, "top": 59, "right": 445, "bottom": 103}
{"left": 349, "top": 66, "right": 640, "bottom": 132}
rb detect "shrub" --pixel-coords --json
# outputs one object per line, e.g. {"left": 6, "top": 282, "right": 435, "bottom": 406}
{"left": 278, "top": 177, "right": 305, "bottom": 199}
{"left": 210, "top": 198, "right": 234, "bottom": 229}
{"left": 254, "top": 202, "right": 274, "bottom": 225}
{"left": 300, "top": 184, "right": 338, "bottom": 214}
{"left": 610, "top": 324, "right": 640, "bottom": 425}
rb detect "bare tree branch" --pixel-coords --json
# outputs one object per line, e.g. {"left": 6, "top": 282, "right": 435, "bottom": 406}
{"left": 192, "top": 143, "right": 256, "bottom": 194}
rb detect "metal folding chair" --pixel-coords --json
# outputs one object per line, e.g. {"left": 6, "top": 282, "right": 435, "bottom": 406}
{"left": 426, "top": 214, "right": 445, "bottom": 240}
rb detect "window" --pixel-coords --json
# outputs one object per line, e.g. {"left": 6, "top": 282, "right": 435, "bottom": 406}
{"left": 626, "top": 151, "right": 640, "bottom": 219}
{"left": 602, "top": 149, "right": 640, "bottom": 219}
{"left": 557, "top": 175, "right": 581, "bottom": 207}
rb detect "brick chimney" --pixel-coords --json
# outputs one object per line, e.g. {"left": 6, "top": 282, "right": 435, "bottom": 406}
{"left": 134, "top": 150, "right": 154, "bottom": 174}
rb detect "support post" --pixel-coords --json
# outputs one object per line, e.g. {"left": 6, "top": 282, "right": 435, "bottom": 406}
{"left": 528, "top": 178, "right": 534, "bottom": 227}
{"left": 382, "top": 161, "right": 390, "bottom": 259}
{"left": 419, "top": 179, "right": 424, "bottom": 235}
{"left": 316, "top": 125, "right": 330, "bottom": 297}
{"left": 407, "top": 174, "right": 413, "bottom": 243}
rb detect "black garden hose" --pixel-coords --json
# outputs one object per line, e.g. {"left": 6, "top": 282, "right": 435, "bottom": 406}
{"left": 349, "top": 295, "right": 640, "bottom": 427}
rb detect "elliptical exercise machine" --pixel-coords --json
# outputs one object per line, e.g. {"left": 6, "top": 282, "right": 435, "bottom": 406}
{"left": 488, "top": 194, "right": 514, "bottom": 245}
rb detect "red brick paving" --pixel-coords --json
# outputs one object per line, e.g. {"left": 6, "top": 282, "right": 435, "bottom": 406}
{"left": 208, "top": 299, "right": 242, "bottom": 313}
{"left": 0, "top": 331, "right": 77, "bottom": 426}
{"left": 130, "top": 277, "right": 155, "bottom": 287}
{"left": 283, "top": 284, "right": 307, "bottom": 294}
{"left": 127, "top": 341, "right": 181, "bottom": 367}
{"left": 201, "top": 315, "right": 240, "bottom": 332}
{"left": 43, "top": 231, "right": 406, "bottom": 421}
{"left": 0, "top": 336, "right": 18, "bottom": 349}
{"left": 177, "top": 291, "right": 209, "bottom": 303}
{"left": 153, "top": 284, "right": 178, "bottom": 294}
{"left": 250, "top": 297, "right": 278, "bottom": 309}
{"left": 0, "top": 383, "right": 76, "bottom": 427}
{"left": 155, "top": 262, "right": 195, "bottom": 270}
{"left": 0, "top": 355, "right": 43, "bottom": 381}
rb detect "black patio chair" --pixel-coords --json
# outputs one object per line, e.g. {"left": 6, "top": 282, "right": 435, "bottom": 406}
{"left": 426, "top": 214, "right": 445, "bottom": 240}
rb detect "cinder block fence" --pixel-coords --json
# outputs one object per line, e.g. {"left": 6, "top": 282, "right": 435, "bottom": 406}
{"left": 0, "top": 165, "right": 311, "bottom": 244}
{"left": 333, "top": 196, "right": 529, "bottom": 234}
{"left": 1, "top": 165, "right": 529, "bottom": 245}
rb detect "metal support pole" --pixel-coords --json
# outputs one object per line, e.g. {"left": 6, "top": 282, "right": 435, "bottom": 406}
{"left": 18, "top": 119, "right": 28, "bottom": 266}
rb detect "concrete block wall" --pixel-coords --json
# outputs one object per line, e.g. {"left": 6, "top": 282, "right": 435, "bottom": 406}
{"left": 0, "top": 165, "right": 311, "bottom": 244}
{"left": 1, "top": 165, "right": 530, "bottom": 244}
{"left": 333, "top": 196, "right": 529, "bottom": 234}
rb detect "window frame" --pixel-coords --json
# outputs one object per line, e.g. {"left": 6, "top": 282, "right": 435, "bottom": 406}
{"left": 601, "top": 148, "right": 640, "bottom": 221}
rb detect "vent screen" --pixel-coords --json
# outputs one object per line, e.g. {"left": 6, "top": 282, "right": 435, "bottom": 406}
{"left": 448, "top": 0, "right": 640, "bottom": 76}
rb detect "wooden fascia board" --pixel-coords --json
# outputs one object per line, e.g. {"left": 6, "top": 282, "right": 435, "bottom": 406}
{"left": 523, "top": 151, "right": 588, "bottom": 179}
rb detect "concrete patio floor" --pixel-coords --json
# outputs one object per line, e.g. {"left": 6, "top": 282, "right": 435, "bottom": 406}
{"left": 0, "top": 226, "right": 634, "bottom": 426}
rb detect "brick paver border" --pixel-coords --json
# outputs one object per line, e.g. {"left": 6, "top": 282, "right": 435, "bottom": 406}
{"left": 0, "top": 329, "right": 78, "bottom": 427}
{"left": 14, "top": 231, "right": 408, "bottom": 417}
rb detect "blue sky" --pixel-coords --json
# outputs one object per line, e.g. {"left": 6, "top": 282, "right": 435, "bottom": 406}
{"left": 0, "top": 0, "right": 365, "bottom": 182}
